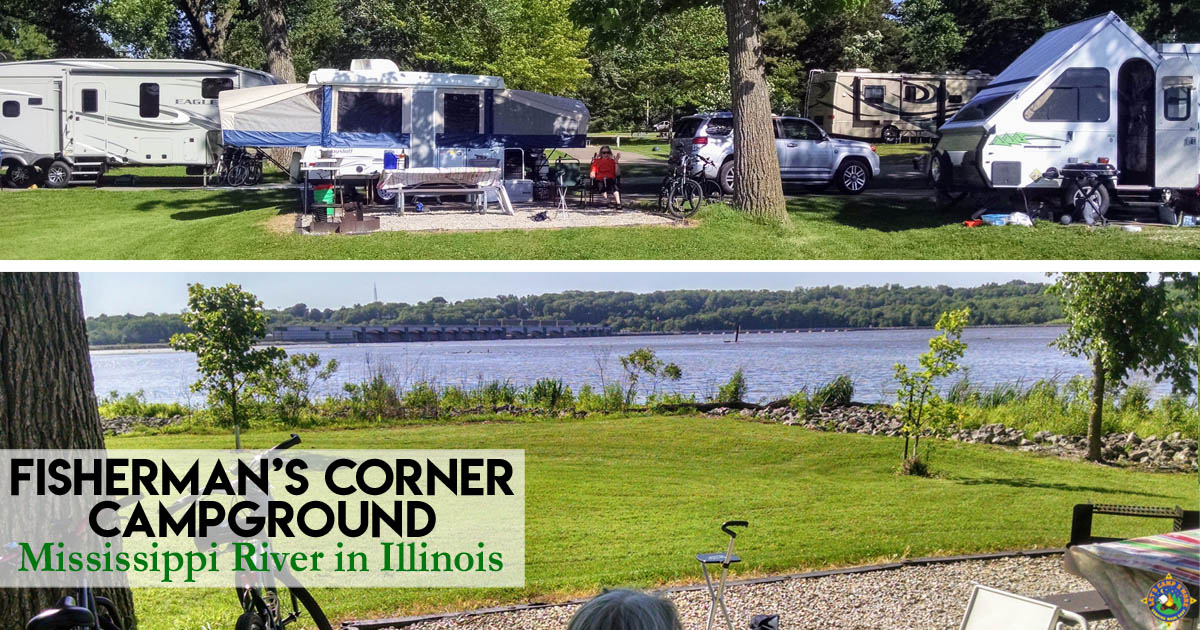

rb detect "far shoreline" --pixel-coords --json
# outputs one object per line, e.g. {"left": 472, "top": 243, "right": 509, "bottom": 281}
{"left": 89, "top": 322, "right": 1066, "bottom": 353}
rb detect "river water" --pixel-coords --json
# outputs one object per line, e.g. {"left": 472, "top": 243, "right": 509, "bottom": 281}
{"left": 91, "top": 326, "right": 1175, "bottom": 404}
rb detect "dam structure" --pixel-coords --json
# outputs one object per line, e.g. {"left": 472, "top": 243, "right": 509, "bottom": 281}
{"left": 269, "top": 320, "right": 612, "bottom": 344}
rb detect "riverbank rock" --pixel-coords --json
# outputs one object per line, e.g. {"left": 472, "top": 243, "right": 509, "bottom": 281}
{"left": 703, "top": 405, "right": 1197, "bottom": 472}
{"left": 101, "top": 415, "right": 183, "bottom": 435}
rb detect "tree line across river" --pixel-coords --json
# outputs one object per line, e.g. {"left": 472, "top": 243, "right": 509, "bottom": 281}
{"left": 87, "top": 281, "right": 1064, "bottom": 346}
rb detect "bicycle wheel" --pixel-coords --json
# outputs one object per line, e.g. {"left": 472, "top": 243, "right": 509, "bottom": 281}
{"left": 667, "top": 179, "right": 703, "bottom": 218}
{"left": 700, "top": 179, "right": 724, "bottom": 203}
{"left": 226, "top": 164, "right": 250, "bottom": 187}
{"left": 656, "top": 177, "right": 674, "bottom": 213}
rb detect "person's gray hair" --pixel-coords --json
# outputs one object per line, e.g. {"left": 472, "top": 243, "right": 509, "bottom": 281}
{"left": 568, "top": 589, "right": 683, "bottom": 630}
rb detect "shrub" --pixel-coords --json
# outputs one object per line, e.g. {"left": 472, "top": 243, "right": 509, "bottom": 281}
{"left": 342, "top": 370, "right": 402, "bottom": 420}
{"left": 98, "top": 390, "right": 189, "bottom": 419}
{"left": 251, "top": 353, "right": 339, "bottom": 426}
{"left": 476, "top": 380, "right": 518, "bottom": 409}
{"left": 813, "top": 374, "right": 854, "bottom": 407}
{"left": 520, "top": 378, "right": 574, "bottom": 411}
{"left": 646, "top": 391, "right": 697, "bottom": 412}
{"left": 1118, "top": 383, "right": 1152, "bottom": 415}
{"left": 440, "top": 385, "right": 471, "bottom": 412}
{"left": 899, "top": 456, "right": 930, "bottom": 477}
{"left": 716, "top": 369, "right": 747, "bottom": 404}
{"left": 404, "top": 382, "right": 440, "bottom": 417}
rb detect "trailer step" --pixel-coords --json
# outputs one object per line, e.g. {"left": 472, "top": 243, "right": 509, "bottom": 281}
{"left": 68, "top": 156, "right": 107, "bottom": 186}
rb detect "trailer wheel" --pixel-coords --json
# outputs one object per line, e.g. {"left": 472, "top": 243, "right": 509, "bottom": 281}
{"left": 5, "top": 164, "right": 38, "bottom": 188}
{"left": 880, "top": 125, "right": 900, "bottom": 144}
{"left": 43, "top": 160, "right": 72, "bottom": 189}
{"left": 1064, "top": 181, "right": 1109, "bottom": 224}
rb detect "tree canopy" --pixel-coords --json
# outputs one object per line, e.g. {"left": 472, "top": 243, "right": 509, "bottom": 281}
{"left": 87, "top": 281, "right": 1064, "bottom": 346}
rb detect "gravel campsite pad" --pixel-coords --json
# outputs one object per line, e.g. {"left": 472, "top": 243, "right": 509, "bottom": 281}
{"left": 301, "top": 205, "right": 678, "bottom": 233}
{"left": 400, "top": 555, "right": 1118, "bottom": 630}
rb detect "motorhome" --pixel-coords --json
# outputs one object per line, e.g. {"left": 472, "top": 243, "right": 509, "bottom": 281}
{"left": 218, "top": 58, "right": 589, "bottom": 197}
{"left": 0, "top": 58, "right": 278, "bottom": 187}
{"left": 805, "top": 69, "right": 992, "bottom": 143}
{"left": 928, "top": 13, "right": 1199, "bottom": 218}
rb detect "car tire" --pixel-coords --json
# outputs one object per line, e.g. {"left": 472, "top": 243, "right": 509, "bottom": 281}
{"left": 44, "top": 160, "right": 72, "bottom": 189}
{"left": 834, "top": 159, "right": 871, "bottom": 194}
{"left": 5, "top": 164, "right": 38, "bottom": 188}
{"left": 880, "top": 125, "right": 900, "bottom": 144}
{"left": 717, "top": 159, "right": 736, "bottom": 195}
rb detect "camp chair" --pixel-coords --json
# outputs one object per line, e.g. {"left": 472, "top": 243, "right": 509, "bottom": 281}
{"left": 552, "top": 157, "right": 581, "bottom": 217}
{"left": 961, "top": 585, "right": 1089, "bottom": 630}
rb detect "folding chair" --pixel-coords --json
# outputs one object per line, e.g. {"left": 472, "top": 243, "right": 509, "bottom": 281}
{"left": 961, "top": 585, "right": 1089, "bottom": 630}
{"left": 552, "top": 158, "right": 581, "bottom": 217}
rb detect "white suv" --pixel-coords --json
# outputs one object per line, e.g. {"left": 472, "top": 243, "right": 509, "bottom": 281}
{"left": 670, "top": 113, "right": 881, "bottom": 194}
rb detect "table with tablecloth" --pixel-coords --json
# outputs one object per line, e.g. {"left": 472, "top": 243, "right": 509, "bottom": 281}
{"left": 378, "top": 167, "right": 514, "bottom": 215}
{"left": 1064, "top": 529, "right": 1199, "bottom": 629}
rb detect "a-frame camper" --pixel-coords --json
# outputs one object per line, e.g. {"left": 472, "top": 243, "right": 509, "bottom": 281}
{"left": 928, "top": 13, "right": 1199, "bottom": 221}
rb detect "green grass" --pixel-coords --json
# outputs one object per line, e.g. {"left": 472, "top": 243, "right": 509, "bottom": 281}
{"left": 4, "top": 188, "right": 1199, "bottom": 259}
{"left": 108, "top": 416, "right": 1196, "bottom": 629}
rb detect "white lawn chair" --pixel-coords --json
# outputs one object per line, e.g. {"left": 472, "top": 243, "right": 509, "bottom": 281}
{"left": 961, "top": 585, "right": 1090, "bottom": 630}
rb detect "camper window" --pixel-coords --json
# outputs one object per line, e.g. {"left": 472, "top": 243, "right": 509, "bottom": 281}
{"left": 1023, "top": 67, "right": 1108, "bottom": 122}
{"left": 953, "top": 92, "right": 1013, "bottom": 122}
{"left": 337, "top": 91, "right": 404, "bottom": 133}
{"left": 81, "top": 89, "right": 98, "bottom": 113}
{"left": 1164, "top": 79, "right": 1192, "bottom": 121}
{"left": 443, "top": 93, "right": 481, "bottom": 134}
{"left": 864, "top": 86, "right": 885, "bottom": 104}
{"left": 139, "top": 83, "right": 160, "bottom": 118}
{"left": 201, "top": 78, "right": 234, "bottom": 99}
{"left": 2, "top": 101, "right": 18, "bottom": 118}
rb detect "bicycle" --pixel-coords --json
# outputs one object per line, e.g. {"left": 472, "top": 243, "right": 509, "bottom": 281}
{"left": 169, "top": 434, "right": 331, "bottom": 630}
{"left": 214, "top": 147, "right": 264, "bottom": 187}
{"left": 657, "top": 154, "right": 719, "bottom": 219}
{"left": 8, "top": 494, "right": 142, "bottom": 630}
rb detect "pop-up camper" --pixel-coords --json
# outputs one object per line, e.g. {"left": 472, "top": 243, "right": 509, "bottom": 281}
{"left": 0, "top": 59, "right": 277, "bottom": 187}
{"left": 219, "top": 59, "right": 589, "bottom": 185}
{"left": 928, "top": 13, "right": 1199, "bottom": 218}
{"left": 805, "top": 69, "right": 992, "bottom": 143}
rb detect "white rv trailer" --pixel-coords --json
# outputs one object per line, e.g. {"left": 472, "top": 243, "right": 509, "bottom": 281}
{"left": 929, "top": 13, "right": 1199, "bottom": 216}
{"left": 219, "top": 59, "right": 589, "bottom": 185}
{"left": 0, "top": 58, "right": 278, "bottom": 187}
{"left": 805, "top": 69, "right": 992, "bottom": 143}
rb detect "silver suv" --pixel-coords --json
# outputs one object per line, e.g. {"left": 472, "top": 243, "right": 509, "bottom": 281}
{"left": 670, "top": 113, "right": 881, "bottom": 194}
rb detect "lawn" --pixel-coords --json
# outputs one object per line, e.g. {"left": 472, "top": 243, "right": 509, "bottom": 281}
{"left": 5, "top": 185, "right": 1200, "bottom": 259}
{"left": 109, "top": 416, "right": 1196, "bottom": 629}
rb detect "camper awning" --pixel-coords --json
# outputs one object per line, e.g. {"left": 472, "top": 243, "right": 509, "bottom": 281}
{"left": 219, "top": 83, "right": 324, "bottom": 147}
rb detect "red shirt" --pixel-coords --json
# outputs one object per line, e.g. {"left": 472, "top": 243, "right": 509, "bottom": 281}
{"left": 590, "top": 157, "right": 617, "bottom": 180}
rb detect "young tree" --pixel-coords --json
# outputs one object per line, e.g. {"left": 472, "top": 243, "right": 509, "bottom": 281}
{"left": 1048, "top": 273, "right": 1198, "bottom": 462}
{"left": 618, "top": 347, "right": 683, "bottom": 407}
{"left": 169, "top": 283, "right": 284, "bottom": 449}
{"left": 893, "top": 307, "right": 969, "bottom": 469}
{"left": 0, "top": 273, "right": 135, "bottom": 629}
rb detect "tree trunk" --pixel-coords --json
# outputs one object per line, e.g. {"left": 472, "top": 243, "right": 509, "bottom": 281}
{"left": 258, "top": 0, "right": 296, "bottom": 82}
{"left": 0, "top": 273, "right": 136, "bottom": 629}
{"left": 721, "top": 0, "right": 787, "bottom": 222}
{"left": 1087, "top": 352, "right": 1105, "bottom": 462}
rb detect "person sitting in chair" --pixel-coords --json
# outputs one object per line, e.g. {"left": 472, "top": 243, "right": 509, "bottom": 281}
{"left": 589, "top": 145, "right": 622, "bottom": 209}
{"left": 568, "top": 590, "right": 682, "bottom": 630}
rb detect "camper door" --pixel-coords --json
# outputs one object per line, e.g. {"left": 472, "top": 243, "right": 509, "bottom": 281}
{"left": 1155, "top": 57, "right": 1199, "bottom": 188}
{"left": 69, "top": 82, "right": 108, "bottom": 156}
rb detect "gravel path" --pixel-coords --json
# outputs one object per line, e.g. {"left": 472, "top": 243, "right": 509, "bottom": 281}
{"left": 398, "top": 556, "right": 1117, "bottom": 630}
{"left": 300, "top": 204, "right": 679, "bottom": 233}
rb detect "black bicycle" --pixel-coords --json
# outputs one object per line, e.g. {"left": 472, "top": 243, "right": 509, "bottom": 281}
{"left": 657, "top": 154, "right": 720, "bottom": 218}
{"left": 175, "top": 434, "right": 331, "bottom": 630}
{"left": 216, "top": 147, "right": 264, "bottom": 187}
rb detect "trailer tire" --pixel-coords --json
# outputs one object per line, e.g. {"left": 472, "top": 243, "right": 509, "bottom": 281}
{"left": 43, "top": 160, "right": 72, "bottom": 189}
{"left": 1063, "top": 181, "right": 1109, "bottom": 223}
{"left": 4, "top": 164, "right": 37, "bottom": 188}
{"left": 929, "top": 152, "right": 953, "bottom": 192}
{"left": 880, "top": 125, "right": 900, "bottom": 144}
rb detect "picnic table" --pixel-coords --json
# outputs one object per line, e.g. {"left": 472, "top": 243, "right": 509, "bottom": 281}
{"left": 378, "top": 167, "right": 514, "bottom": 216}
{"left": 1064, "top": 529, "right": 1199, "bottom": 629}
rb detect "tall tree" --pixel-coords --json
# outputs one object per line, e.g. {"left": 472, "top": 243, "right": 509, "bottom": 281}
{"left": 0, "top": 273, "right": 136, "bottom": 629}
{"left": 570, "top": 0, "right": 862, "bottom": 222}
{"left": 257, "top": 0, "right": 295, "bottom": 81}
{"left": 1048, "top": 272, "right": 1198, "bottom": 462}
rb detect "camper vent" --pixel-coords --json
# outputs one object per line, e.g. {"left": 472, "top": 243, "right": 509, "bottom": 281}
{"left": 350, "top": 59, "right": 400, "bottom": 74}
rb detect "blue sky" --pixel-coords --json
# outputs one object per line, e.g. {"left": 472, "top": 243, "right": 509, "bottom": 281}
{"left": 79, "top": 271, "right": 1055, "bottom": 316}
